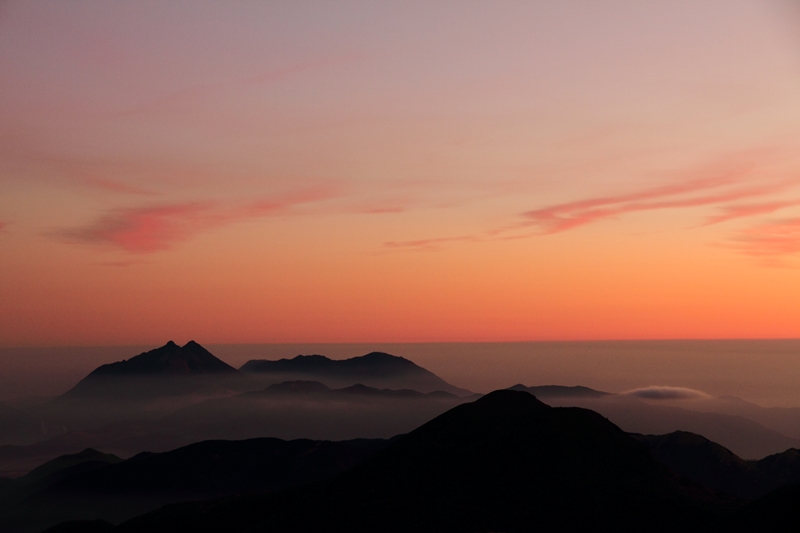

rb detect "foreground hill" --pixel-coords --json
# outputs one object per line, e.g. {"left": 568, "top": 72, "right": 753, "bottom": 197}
{"left": 117, "top": 390, "right": 715, "bottom": 533}
{"left": 240, "top": 352, "right": 471, "bottom": 396}
{"left": 538, "top": 393, "right": 800, "bottom": 459}
{"left": 0, "top": 438, "right": 388, "bottom": 533}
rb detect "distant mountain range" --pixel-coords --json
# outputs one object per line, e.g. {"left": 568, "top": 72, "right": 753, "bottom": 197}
{"left": 241, "top": 351, "right": 472, "bottom": 396}
{"left": 59, "top": 342, "right": 470, "bottom": 400}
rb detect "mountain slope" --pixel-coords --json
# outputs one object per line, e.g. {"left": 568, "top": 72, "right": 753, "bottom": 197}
{"left": 634, "top": 431, "right": 768, "bottom": 499}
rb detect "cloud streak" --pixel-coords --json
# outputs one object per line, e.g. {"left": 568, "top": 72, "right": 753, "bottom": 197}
{"left": 57, "top": 187, "right": 340, "bottom": 254}
{"left": 384, "top": 235, "right": 476, "bottom": 251}
{"left": 385, "top": 172, "right": 798, "bottom": 252}
{"left": 622, "top": 386, "right": 710, "bottom": 400}
{"left": 727, "top": 217, "right": 800, "bottom": 258}
{"left": 520, "top": 176, "right": 789, "bottom": 234}
{"left": 704, "top": 201, "right": 800, "bottom": 226}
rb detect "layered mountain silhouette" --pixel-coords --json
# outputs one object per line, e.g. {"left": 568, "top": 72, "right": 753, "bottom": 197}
{"left": 161, "top": 380, "right": 468, "bottom": 442}
{"left": 13, "top": 391, "right": 800, "bottom": 532}
{"left": 0, "top": 438, "right": 387, "bottom": 533}
{"left": 240, "top": 351, "right": 471, "bottom": 396}
{"left": 114, "top": 390, "right": 715, "bottom": 533}
{"left": 537, "top": 392, "right": 800, "bottom": 458}
{"left": 1, "top": 343, "right": 473, "bottom": 465}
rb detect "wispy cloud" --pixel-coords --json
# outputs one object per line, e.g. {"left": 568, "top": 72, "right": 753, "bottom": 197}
{"left": 520, "top": 176, "right": 789, "bottom": 234}
{"left": 704, "top": 201, "right": 800, "bottom": 226}
{"left": 385, "top": 173, "right": 797, "bottom": 252}
{"left": 622, "top": 386, "right": 710, "bottom": 400}
{"left": 57, "top": 187, "right": 340, "bottom": 254}
{"left": 59, "top": 202, "right": 223, "bottom": 253}
{"left": 384, "top": 235, "right": 476, "bottom": 251}
{"left": 727, "top": 217, "right": 800, "bottom": 258}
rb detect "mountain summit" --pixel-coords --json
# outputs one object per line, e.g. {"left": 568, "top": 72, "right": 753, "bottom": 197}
{"left": 87, "top": 341, "right": 237, "bottom": 377}
{"left": 60, "top": 341, "right": 240, "bottom": 403}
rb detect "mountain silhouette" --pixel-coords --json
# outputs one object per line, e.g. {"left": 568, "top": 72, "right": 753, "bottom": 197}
{"left": 83, "top": 341, "right": 237, "bottom": 378}
{"left": 161, "top": 380, "right": 468, "bottom": 442}
{"left": 240, "top": 352, "right": 471, "bottom": 396}
{"left": 0, "top": 438, "right": 388, "bottom": 533}
{"left": 256, "top": 380, "right": 456, "bottom": 399}
{"left": 116, "top": 390, "right": 714, "bottom": 532}
{"left": 58, "top": 341, "right": 244, "bottom": 402}
{"left": 635, "top": 431, "right": 768, "bottom": 499}
{"left": 45, "top": 342, "right": 249, "bottom": 431}
{"left": 536, "top": 392, "right": 800, "bottom": 459}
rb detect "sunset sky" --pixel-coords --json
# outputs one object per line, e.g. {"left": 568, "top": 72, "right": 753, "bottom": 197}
{"left": 2, "top": 1, "right": 800, "bottom": 346}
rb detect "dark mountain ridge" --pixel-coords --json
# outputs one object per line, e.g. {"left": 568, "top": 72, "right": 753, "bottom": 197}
{"left": 59, "top": 341, "right": 244, "bottom": 402}
{"left": 21, "top": 393, "right": 800, "bottom": 533}
{"left": 0, "top": 437, "right": 389, "bottom": 533}
{"left": 81, "top": 341, "right": 236, "bottom": 379}
{"left": 240, "top": 351, "right": 471, "bottom": 396}
{"left": 117, "top": 390, "right": 717, "bottom": 533}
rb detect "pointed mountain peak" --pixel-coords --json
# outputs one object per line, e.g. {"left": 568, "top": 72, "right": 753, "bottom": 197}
{"left": 84, "top": 341, "right": 238, "bottom": 378}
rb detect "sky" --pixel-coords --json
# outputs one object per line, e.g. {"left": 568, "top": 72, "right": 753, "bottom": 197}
{"left": 2, "top": 1, "right": 800, "bottom": 346}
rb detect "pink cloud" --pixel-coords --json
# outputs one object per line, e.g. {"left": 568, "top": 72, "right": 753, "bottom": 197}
{"left": 728, "top": 218, "right": 800, "bottom": 258}
{"left": 521, "top": 176, "right": 790, "bottom": 234}
{"left": 60, "top": 202, "right": 222, "bottom": 253}
{"left": 58, "top": 187, "right": 341, "bottom": 254}
{"left": 704, "top": 201, "right": 800, "bottom": 226}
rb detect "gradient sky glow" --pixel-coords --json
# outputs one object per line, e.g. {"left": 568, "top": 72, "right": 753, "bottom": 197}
{"left": 2, "top": 1, "right": 800, "bottom": 346}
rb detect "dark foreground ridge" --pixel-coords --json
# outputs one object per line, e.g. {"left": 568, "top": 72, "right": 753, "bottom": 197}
{"left": 636, "top": 431, "right": 800, "bottom": 500}
{"left": 0, "top": 438, "right": 388, "bottom": 533}
{"left": 19, "top": 390, "right": 800, "bottom": 532}
{"left": 115, "top": 390, "right": 715, "bottom": 533}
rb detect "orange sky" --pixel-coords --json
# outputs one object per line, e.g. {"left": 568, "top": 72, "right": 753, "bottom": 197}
{"left": 2, "top": 1, "right": 800, "bottom": 346}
